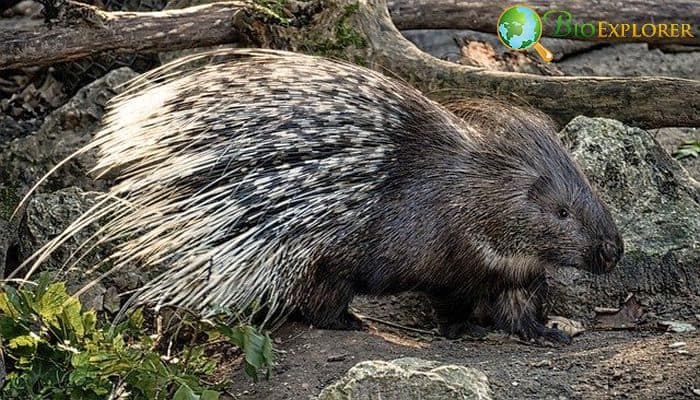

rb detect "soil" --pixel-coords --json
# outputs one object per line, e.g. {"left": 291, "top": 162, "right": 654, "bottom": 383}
{"left": 227, "top": 296, "right": 700, "bottom": 399}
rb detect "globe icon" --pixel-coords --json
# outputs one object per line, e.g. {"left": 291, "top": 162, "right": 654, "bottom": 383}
{"left": 497, "top": 6, "right": 542, "bottom": 50}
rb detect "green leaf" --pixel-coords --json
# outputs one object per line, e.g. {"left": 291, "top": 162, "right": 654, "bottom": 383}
{"left": 71, "top": 351, "right": 90, "bottom": 368}
{"left": 674, "top": 140, "right": 700, "bottom": 160}
{"left": 201, "top": 389, "right": 221, "bottom": 400}
{"left": 34, "top": 272, "right": 52, "bottom": 299}
{"left": 216, "top": 323, "right": 273, "bottom": 380}
{"left": 62, "top": 296, "right": 84, "bottom": 338}
{"left": 128, "top": 308, "right": 144, "bottom": 330}
{"left": 0, "top": 314, "right": 27, "bottom": 338}
{"left": 0, "top": 291, "right": 19, "bottom": 317}
{"left": 82, "top": 310, "right": 97, "bottom": 334}
{"left": 34, "top": 282, "right": 71, "bottom": 328}
{"left": 173, "top": 384, "right": 198, "bottom": 400}
{"left": 1, "top": 279, "right": 268, "bottom": 399}
{"left": 8, "top": 334, "right": 39, "bottom": 350}
{"left": 2, "top": 286, "right": 29, "bottom": 316}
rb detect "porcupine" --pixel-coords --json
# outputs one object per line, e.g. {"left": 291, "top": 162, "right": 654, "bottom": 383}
{"left": 17, "top": 48, "right": 623, "bottom": 343}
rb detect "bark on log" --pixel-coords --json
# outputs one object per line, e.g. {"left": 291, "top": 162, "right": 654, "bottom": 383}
{"left": 0, "top": 0, "right": 697, "bottom": 129}
{"left": 352, "top": 0, "right": 700, "bottom": 129}
{"left": 0, "top": 1, "right": 273, "bottom": 70}
{"left": 388, "top": 0, "right": 700, "bottom": 45}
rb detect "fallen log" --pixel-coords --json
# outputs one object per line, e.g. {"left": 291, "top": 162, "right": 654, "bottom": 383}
{"left": 0, "top": 0, "right": 697, "bottom": 128}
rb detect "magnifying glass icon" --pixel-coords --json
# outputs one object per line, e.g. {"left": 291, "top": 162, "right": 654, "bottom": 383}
{"left": 497, "top": 5, "right": 554, "bottom": 62}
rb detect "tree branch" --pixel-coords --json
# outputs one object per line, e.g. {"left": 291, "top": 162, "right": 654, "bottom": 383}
{"left": 357, "top": 0, "right": 700, "bottom": 128}
{"left": 0, "top": 0, "right": 273, "bottom": 70}
{"left": 0, "top": 0, "right": 697, "bottom": 128}
{"left": 388, "top": 0, "right": 700, "bottom": 45}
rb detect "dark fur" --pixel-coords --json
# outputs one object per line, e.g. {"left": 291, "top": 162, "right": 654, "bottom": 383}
{"left": 293, "top": 100, "right": 623, "bottom": 343}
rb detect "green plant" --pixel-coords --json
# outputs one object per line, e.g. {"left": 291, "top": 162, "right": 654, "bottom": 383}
{"left": 0, "top": 274, "right": 274, "bottom": 399}
{"left": 0, "top": 186, "right": 20, "bottom": 220}
{"left": 305, "top": 2, "right": 367, "bottom": 57}
{"left": 673, "top": 140, "right": 700, "bottom": 160}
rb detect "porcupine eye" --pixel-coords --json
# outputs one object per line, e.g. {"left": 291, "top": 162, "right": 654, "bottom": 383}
{"left": 557, "top": 207, "right": 570, "bottom": 219}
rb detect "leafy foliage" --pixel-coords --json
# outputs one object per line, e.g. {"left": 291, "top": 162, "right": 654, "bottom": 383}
{"left": 0, "top": 274, "right": 274, "bottom": 399}
{"left": 673, "top": 140, "right": 700, "bottom": 160}
{"left": 0, "top": 186, "right": 19, "bottom": 220}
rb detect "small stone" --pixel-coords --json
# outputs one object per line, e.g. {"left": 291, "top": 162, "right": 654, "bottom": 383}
{"left": 327, "top": 353, "right": 349, "bottom": 362}
{"left": 669, "top": 342, "right": 686, "bottom": 349}
{"left": 546, "top": 316, "right": 585, "bottom": 336}
{"left": 103, "top": 286, "right": 121, "bottom": 314}
{"left": 659, "top": 320, "right": 697, "bottom": 333}
{"left": 512, "top": 381, "right": 519, "bottom": 386}
{"left": 594, "top": 307, "right": 620, "bottom": 314}
{"left": 692, "top": 388, "right": 700, "bottom": 396}
{"left": 531, "top": 359, "right": 552, "bottom": 368}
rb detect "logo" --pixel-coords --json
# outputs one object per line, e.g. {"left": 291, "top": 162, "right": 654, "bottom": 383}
{"left": 497, "top": 5, "right": 695, "bottom": 62}
{"left": 497, "top": 6, "right": 553, "bottom": 62}
{"left": 542, "top": 11, "right": 695, "bottom": 40}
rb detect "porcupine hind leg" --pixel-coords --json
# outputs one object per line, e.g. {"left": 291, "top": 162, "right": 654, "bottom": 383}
{"left": 296, "top": 262, "right": 363, "bottom": 330}
{"left": 431, "top": 292, "right": 488, "bottom": 339}
{"left": 491, "top": 277, "right": 571, "bottom": 344}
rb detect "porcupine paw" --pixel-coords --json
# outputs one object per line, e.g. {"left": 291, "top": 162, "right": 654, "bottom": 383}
{"left": 536, "top": 324, "right": 572, "bottom": 345}
{"left": 439, "top": 321, "right": 488, "bottom": 339}
{"left": 524, "top": 322, "right": 571, "bottom": 345}
{"left": 314, "top": 310, "right": 365, "bottom": 331}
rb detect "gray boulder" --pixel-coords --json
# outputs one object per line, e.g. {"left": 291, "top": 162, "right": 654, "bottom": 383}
{"left": 0, "top": 67, "right": 138, "bottom": 277}
{"left": 317, "top": 357, "right": 492, "bottom": 400}
{"left": 17, "top": 187, "right": 148, "bottom": 311}
{"left": 547, "top": 116, "right": 700, "bottom": 321}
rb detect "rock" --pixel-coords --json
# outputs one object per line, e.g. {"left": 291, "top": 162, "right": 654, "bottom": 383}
{"left": 651, "top": 127, "right": 700, "bottom": 180}
{"left": 546, "top": 316, "right": 585, "bottom": 337}
{"left": 15, "top": 187, "right": 151, "bottom": 301}
{"left": 659, "top": 320, "right": 697, "bottom": 333}
{"left": 103, "top": 286, "right": 122, "bottom": 314}
{"left": 547, "top": 117, "right": 700, "bottom": 322}
{"left": 316, "top": 357, "right": 492, "bottom": 400}
{"left": 559, "top": 43, "right": 700, "bottom": 79}
{"left": 17, "top": 188, "right": 104, "bottom": 307}
{"left": 0, "top": 67, "right": 138, "bottom": 195}
{"left": 19, "top": 187, "right": 102, "bottom": 265}
{"left": 0, "top": 68, "right": 138, "bottom": 277}
{"left": 530, "top": 359, "right": 552, "bottom": 368}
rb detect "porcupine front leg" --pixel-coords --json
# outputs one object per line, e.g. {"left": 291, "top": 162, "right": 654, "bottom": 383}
{"left": 431, "top": 292, "right": 488, "bottom": 339}
{"left": 297, "top": 262, "right": 363, "bottom": 330}
{"left": 492, "top": 278, "right": 571, "bottom": 344}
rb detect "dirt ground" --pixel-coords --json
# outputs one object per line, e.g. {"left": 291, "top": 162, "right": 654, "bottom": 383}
{"left": 226, "top": 296, "right": 700, "bottom": 399}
